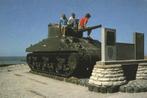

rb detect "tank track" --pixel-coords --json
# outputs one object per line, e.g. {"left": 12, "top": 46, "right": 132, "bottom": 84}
{"left": 27, "top": 52, "right": 95, "bottom": 77}
{"left": 30, "top": 70, "right": 89, "bottom": 87}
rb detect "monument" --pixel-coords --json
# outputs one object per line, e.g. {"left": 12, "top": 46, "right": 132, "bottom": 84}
{"left": 88, "top": 27, "right": 147, "bottom": 93}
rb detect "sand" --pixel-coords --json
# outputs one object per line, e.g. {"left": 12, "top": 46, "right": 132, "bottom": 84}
{"left": 0, "top": 64, "right": 147, "bottom": 98}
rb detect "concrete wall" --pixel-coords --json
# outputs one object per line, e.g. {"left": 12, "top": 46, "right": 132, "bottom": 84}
{"left": 101, "top": 28, "right": 116, "bottom": 61}
{"left": 116, "top": 43, "right": 135, "bottom": 60}
{"left": 134, "top": 33, "right": 144, "bottom": 59}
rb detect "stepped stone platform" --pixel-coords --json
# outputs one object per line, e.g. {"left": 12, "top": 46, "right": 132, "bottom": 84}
{"left": 88, "top": 64, "right": 126, "bottom": 93}
{"left": 88, "top": 60, "right": 147, "bottom": 93}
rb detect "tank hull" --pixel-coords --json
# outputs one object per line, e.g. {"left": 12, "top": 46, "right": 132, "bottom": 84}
{"left": 27, "top": 51, "right": 100, "bottom": 77}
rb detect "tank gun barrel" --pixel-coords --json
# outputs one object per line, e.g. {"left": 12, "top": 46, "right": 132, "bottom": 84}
{"left": 78, "top": 24, "right": 102, "bottom": 33}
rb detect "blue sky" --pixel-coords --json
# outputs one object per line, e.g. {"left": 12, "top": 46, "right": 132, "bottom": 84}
{"left": 0, "top": 0, "right": 147, "bottom": 56}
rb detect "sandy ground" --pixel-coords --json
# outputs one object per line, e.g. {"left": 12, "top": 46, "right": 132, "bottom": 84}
{"left": 0, "top": 64, "right": 147, "bottom": 98}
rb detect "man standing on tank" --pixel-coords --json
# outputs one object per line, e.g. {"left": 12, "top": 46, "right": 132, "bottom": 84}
{"left": 68, "top": 13, "right": 77, "bottom": 29}
{"left": 59, "top": 14, "right": 68, "bottom": 37}
{"left": 79, "top": 13, "right": 91, "bottom": 38}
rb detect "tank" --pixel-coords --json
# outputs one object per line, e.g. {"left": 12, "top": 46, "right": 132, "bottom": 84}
{"left": 26, "top": 24, "right": 102, "bottom": 77}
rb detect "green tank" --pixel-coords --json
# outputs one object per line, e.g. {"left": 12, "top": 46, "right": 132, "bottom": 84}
{"left": 26, "top": 24, "right": 102, "bottom": 77}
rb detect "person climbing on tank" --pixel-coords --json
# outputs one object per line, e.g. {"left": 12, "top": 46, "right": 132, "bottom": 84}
{"left": 67, "top": 13, "right": 77, "bottom": 29}
{"left": 59, "top": 14, "right": 68, "bottom": 37}
{"left": 79, "top": 13, "right": 92, "bottom": 38}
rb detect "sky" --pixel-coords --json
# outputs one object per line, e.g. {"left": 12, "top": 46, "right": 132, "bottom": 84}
{"left": 0, "top": 0, "right": 147, "bottom": 56}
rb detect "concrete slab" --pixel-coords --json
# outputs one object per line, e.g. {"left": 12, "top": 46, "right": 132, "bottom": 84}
{"left": 97, "top": 59, "right": 147, "bottom": 65}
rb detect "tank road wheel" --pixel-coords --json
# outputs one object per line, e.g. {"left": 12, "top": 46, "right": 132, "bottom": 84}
{"left": 35, "top": 56, "right": 41, "bottom": 70}
{"left": 55, "top": 57, "right": 66, "bottom": 75}
{"left": 42, "top": 56, "right": 49, "bottom": 72}
{"left": 31, "top": 56, "right": 37, "bottom": 70}
{"left": 63, "top": 53, "right": 78, "bottom": 77}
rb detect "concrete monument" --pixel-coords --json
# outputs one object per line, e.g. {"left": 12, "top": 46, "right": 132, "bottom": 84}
{"left": 88, "top": 27, "right": 147, "bottom": 93}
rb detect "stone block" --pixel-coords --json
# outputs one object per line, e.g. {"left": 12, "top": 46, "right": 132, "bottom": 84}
{"left": 91, "top": 72, "right": 97, "bottom": 76}
{"left": 136, "top": 63, "right": 147, "bottom": 80}
{"left": 112, "top": 80, "right": 126, "bottom": 86}
{"left": 94, "top": 81, "right": 102, "bottom": 86}
{"left": 90, "top": 76, "right": 97, "bottom": 81}
{"left": 106, "top": 77, "right": 125, "bottom": 81}
{"left": 104, "top": 73, "right": 124, "bottom": 78}
{"left": 88, "top": 79, "right": 95, "bottom": 84}
{"left": 102, "top": 82, "right": 113, "bottom": 86}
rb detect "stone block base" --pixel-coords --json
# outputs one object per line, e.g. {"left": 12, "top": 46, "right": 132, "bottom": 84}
{"left": 136, "top": 63, "right": 147, "bottom": 80}
{"left": 88, "top": 63, "right": 126, "bottom": 93}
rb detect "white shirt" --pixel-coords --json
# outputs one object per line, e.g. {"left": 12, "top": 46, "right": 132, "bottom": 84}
{"left": 68, "top": 16, "right": 77, "bottom": 28}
